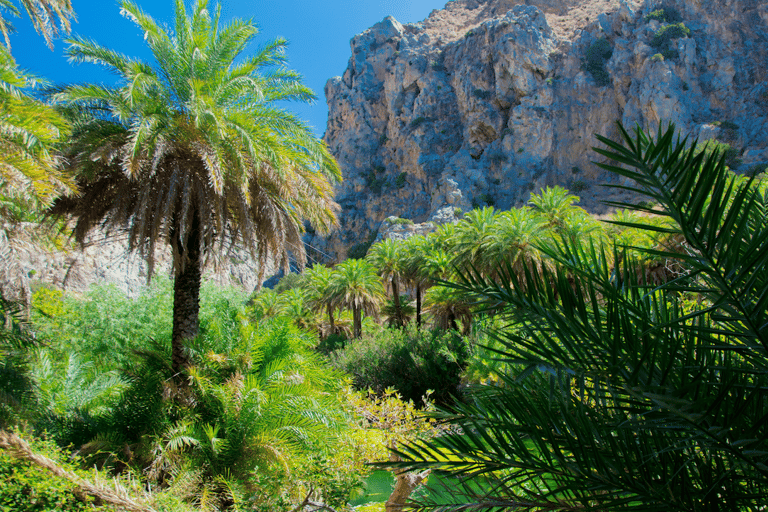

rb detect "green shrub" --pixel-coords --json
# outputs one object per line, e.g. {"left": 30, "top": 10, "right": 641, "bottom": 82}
{"left": 650, "top": 22, "right": 690, "bottom": 59}
{"left": 584, "top": 38, "right": 613, "bottom": 86}
{"left": 645, "top": 6, "right": 682, "bottom": 23}
{"left": 569, "top": 179, "right": 588, "bottom": 192}
{"left": 330, "top": 325, "right": 469, "bottom": 406}
{"left": 386, "top": 216, "right": 414, "bottom": 226}
{"left": 364, "top": 168, "right": 386, "bottom": 194}
{"left": 395, "top": 172, "right": 407, "bottom": 189}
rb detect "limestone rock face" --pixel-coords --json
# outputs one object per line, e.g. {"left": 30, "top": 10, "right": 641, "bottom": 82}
{"left": 313, "top": 0, "right": 768, "bottom": 259}
{"left": 1, "top": 225, "right": 274, "bottom": 306}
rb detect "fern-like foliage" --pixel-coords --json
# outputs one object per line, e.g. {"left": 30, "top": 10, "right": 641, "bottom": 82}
{"left": 393, "top": 123, "right": 768, "bottom": 511}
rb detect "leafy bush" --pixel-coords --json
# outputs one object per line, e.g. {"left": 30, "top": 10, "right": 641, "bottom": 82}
{"left": 386, "top": 216, "right": 414, "bottom": 226}
{"left": 644, "top": 6, "right": 682, "bottom": 23}
{"left": 364, "top": 168, "right": 385, "bottom": 194}
{"left": 394, "top": 172, "right": 407, "bottom": 189}
{"left": 583, "top": 38, "right": 612, "bottom": 86}
{"left": 650, "top": 22, "right": 690, "bottom": 58}
{"left": 330, "top": 325, "right": 469, "bottom": 405}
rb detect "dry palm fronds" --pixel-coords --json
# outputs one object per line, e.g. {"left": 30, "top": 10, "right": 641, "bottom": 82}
{"left": 0, "top": 430, "right": 158, "bottom": 512}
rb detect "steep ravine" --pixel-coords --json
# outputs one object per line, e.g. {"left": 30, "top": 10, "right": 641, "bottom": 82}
{"left": 310, "top": 0, "right": 768, "bottom": 260}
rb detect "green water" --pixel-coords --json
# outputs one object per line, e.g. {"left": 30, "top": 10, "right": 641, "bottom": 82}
{"left": 349, "top": 470, "right": 486, "bottom": 507}
{"left": 349, "top": 470, "right": 394, "bottom": 506}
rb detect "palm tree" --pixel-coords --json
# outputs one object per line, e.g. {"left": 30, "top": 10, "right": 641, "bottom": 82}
{"left": 398, "top": 235, "right": 436, "bottom": 328}
{"left": 329, "top": 259, "right": 384, "bottom": 339}
{"left": 528, "top": 185, "right": 582, "bottom": 232}
{"left": 395, "top": 123, "right": 768, "bottom": 510}
{"left": 477, "top": 207, "right": 544, "bottom": 282}
{"left": 304, "top": 264, "right": 337, "bottom": 337}
{"left": 451, "top": 206, "right": 500, "bottom": 276}
{"left": 0, "top": 0, "right": 75, "bottom": 49}
{"left": 0, "top": 45, "right": 72, "bottom": 222}
{"left": 49, "top": 0, "right": 340, "bottom": 378}
{"left": 367, "top": 238, "right": 407, "bottom": 327}
{"left": 422, "top": 285, "right": 472, "bottom": 334}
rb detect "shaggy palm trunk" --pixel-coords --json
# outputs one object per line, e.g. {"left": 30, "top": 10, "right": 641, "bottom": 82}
{"left": 171, "top": 212, "right": 201, "bottom": 378}
{"left": 353, "top": 306, "right": 362, "bottom": 339}
{"left": 327, "top": 304, "right": 335, "bottom": 335}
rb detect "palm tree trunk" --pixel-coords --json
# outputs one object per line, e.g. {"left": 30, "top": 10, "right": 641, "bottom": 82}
{"left": 353, "top": 306, "right": 362, "bottom": 338}
{"left": 415, "top": 284, "right": 422, "bottom": 328}
{"left": 171, "top": 212, "right": 201, "bottom": 378}
{"left": 392, "top": 277, "right": 402, "bottom": 327}
{"left": 327, "top": 303, "right": 336, "bottom": 335}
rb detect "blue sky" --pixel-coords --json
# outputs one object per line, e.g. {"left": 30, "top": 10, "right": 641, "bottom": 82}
{"left": 11, "top": 0, "right": 444, "bottom": 135}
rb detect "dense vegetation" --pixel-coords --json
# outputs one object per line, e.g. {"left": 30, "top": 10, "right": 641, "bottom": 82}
{"left": 2, "top": 0, "right": 768, "bottom": 511}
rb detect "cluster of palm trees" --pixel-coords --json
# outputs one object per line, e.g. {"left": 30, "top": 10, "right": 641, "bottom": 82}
{"left": 394, "top": 124, "right": 768, "bottom": 511}
{"left": 250, "top": 185, "right": 667, "bottom": 342}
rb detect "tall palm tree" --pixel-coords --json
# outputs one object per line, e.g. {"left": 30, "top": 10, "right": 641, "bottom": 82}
{"left": 399, "top": 235, "right": 436, "bottom": 328}
{"left": 395, "top": 124, "right": 768, "bottom": 510}
{"left": 367, "top": 238, "right": 407, "bottom": 327}
{"left": 49, "top": 0, "right": 340, "bottom": 377}
{"left": 0, "top": 0, "right": 75, "bottom": 49}
{"left": 0, "top": 45, "right": 71, "bottom": 222}
{"left": 329, "top": 259, "right": 384, "bottom": 339}
{"left": 304, "top": 264, "right": 337, "bottom": 337}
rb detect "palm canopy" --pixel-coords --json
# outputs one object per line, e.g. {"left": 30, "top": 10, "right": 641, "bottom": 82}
{"left": 394, "top": 123, "right": 768, "bottom": 511}
{"left": 329, "top": 258, "right": 384, "bottom": 339}
{"left": 0, "top": 0, "right": 75, "bottom": 49}
{"left": 52, "top": 0, "right": 340, "bottom": 276}
{"left": 49, "top": 0, "right": 340, "bottom": 375}
{"left": 0, "top": 45, "right": 72, "bottom": 221}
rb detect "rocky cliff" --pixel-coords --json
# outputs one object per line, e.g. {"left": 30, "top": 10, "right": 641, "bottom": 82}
{"left": 311, "top": 0, "right": 768, "bottom": 259}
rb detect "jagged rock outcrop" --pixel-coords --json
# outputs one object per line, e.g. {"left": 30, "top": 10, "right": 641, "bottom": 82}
{"left": 312, "top": 0, "right": 768, "bottom": 259}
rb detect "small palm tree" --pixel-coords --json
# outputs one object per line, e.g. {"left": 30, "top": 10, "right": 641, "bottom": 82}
{"left": 478, "top": 207, "right": 544, "bottom": 282}
{"left": 367, "top": 238, "right": 407, "bottom": 327}
{"left": 329, "top": 259, "right": 384, "bottom": 338}
{"left": 398, "top": 235, "right": 437, "bottom": 327}
{"left": 49, "top": 0, "right": 340, "bottom": 378}
{"left": 304, "top": 264, "right": 337, "bottom": 337}
{"left": 451, "top": 206, "right": 500, "bottom": 275}
{"left": 529, "top": 185, "right": 582, "bottom": 232}
{"left": 423, "top": 285, "right": 472, "bottom": 334}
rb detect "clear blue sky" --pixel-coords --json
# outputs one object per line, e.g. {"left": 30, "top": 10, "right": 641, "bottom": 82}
{"left": 11, "top": 0, "right": 444, "bottom": 135}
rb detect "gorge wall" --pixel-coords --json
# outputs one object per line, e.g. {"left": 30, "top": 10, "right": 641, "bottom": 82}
{"left": 310, "top": 0, "right": 768, "bottom": 260}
